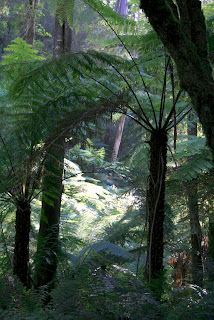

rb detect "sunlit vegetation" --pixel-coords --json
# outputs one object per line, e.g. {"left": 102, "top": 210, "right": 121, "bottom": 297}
{"left": 0, "top": 0, "right": 214, "bottom": 319}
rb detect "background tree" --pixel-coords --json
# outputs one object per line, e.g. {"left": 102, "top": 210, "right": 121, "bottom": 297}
{"left": 24, "top": 0, "right": 38, "bottom": 46}
{"left": 186, "top": 112, "right": 203, "bottom": 285}
{"left": 110, "top": 0, "right": 128, "bottom": 163}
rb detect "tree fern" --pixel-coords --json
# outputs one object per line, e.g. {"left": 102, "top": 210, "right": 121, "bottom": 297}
{"left": 57, "top": 0, "right": 137, "bottom": 33}
{"left": 171, "top": 136, "right": 213, "bottom": 182}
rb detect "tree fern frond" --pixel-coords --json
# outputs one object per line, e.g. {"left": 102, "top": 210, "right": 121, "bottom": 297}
{"left": 174, "top": 150, "right": 213, "bottom": 182}
{"left": 77, "top": 241, "right": 134, "bottom": 265}
{"left": 57, "top": 0, "right": 137, "bottom": 33}
{"left": 170, "top": 134, "right": 213, "bottom": 182}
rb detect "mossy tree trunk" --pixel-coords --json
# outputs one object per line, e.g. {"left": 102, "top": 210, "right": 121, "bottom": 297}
{"left": 35, "top": 137, "right": 65, "bottom": 288}
{"left": 146, "top": 129, "right": 167, "bottom": 282}
{"left": 140, "top": 0, "right": 214, "bottom": 262}
{"left": 13, "top": 200, "right": 31, "bottom": 287}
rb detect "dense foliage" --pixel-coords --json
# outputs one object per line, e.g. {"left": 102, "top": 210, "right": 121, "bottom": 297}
{"left": 0, "top": 0, "right": 214, "bottom": 319}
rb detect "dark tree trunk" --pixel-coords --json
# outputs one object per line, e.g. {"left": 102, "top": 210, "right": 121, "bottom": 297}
{"left": 186, "top": 116, "right": 203, "bottom": 286}
{"left": 35, "top": 137, "right": 65, "bottom": 288}
{"left": 13, "top": 200, "right": 31, "bottom": 287}
{"left": 146, "top": 129, "right": 167, "bottom": 281}
{"left": 140, "top": 0, "right": 214, "bottom": 263}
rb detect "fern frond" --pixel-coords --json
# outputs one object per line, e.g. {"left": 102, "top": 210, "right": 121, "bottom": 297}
{"left": 78, "top": 241, "right": 134, "bottom": 263}
{"left": 57, "top": 0, "right": 137, "bottom": 33}
{"left": 171, "top": 136, "right": 213, "bottom": 182}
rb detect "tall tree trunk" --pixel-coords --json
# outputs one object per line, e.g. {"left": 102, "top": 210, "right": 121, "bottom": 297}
{"left": 35, "top": 137, "right": 65, "bottom": 288}
{"left": 110, "top": 0, "right": 128, "bottom": 162}
{"left": 24, "top": 0, "right": 37, "bottom": 46}
{"left": 13, "top": 200, "right": 31, "bottom": 287}
{"left": 140, "top": 0, "right": 214, "bottom": 262}
{"left": 146, "top": 129, "right": 167, "bottom": 282}
{"left": 35, "top": 10, "right": 73, "bottom": 289}
{"left": 186, "top": 115, "right": 203, "bottom": 285}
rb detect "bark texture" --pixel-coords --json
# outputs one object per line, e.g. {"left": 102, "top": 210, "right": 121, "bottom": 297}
{"left": 24, "top": 0, "right": 37, "bottom": 46}
{"left": 35, "top": 137, "right": 65, "bottom": 288}
{"left": 146, "top": 129, "right": 167, "bottom": 281}
{"left": 13, "top": 200, "right": 31, "bottom": 287}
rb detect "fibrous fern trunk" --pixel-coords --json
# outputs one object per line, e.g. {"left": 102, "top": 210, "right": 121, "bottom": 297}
{"left": 146, "top": 129, "right": 167, "bottom": 282}
{"left": 35, "top": 137, "right": 65, "bottom": 288}
{"left": 13, "top": 200, "right": 31, "bottom": 287}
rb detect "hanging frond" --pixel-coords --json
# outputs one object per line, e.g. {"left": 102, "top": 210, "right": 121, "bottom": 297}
{"left": 170, "top": 136, "right": 213, "bottom": 182}
{"left": 71, "top": 241, "right": 134, "bottom": 266}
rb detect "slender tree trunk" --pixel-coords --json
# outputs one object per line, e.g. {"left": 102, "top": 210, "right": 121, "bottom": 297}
{"left": 24, "top": 0, "right": 37, "bottom": 47}
{"left": 110, "top": 0, "right": 128, "bottom": 162}
{"left": 13, "top": 200, "right": 31, "bottom": 287}
{"left": 186, "top": 115, "right": 203, "bottom": 285}
{"left": 111, "top": 114, "right": 126, "bottom": 162}
{"left": 146, "top": 129, "right": 167, "bottom": 282}
{"left": 35, "top": 137, "right": 65, "bottom": 288}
